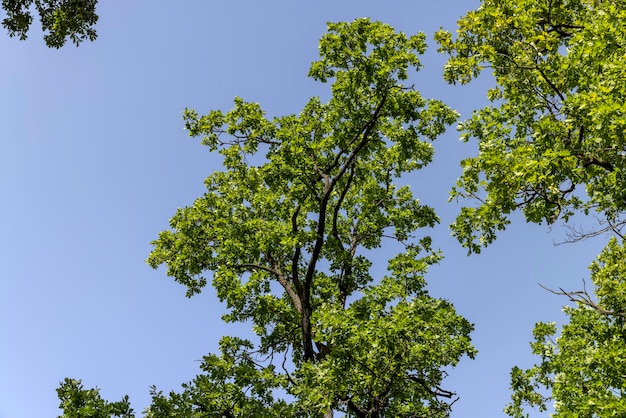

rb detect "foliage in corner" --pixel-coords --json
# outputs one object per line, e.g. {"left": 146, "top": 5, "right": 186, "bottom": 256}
{"left": 2, "top": 0, "right": 98, "bottom": 47}
{"left": 505, "top": 238, "right": 626, "bottom": 417}
{"left": 144, "top": 18, "right": 474, "bottom": 417}
{"left": 436, "top": 0, "right": 626, "bottom": 253}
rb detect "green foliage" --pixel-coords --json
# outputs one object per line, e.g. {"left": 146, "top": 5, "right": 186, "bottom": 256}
{"left": 57, "top": 378, "right": 134, "bottom": 418}
{"left": 504, "top": 238, "right": 626, "bottom": 417}
{"left": 438, "top": 1, "right": 626, "bottom": 415}
{"left": 2, "top": 0, "right": 98, "bottom": 47}
{"left": 436, "top": 0, "right": 626, "bottom": 253}
{"left": 144, "top": 18, "right": 474, "bottom": 417}
{"left": 145, "top": 337, "right": 296, "bottom": 418}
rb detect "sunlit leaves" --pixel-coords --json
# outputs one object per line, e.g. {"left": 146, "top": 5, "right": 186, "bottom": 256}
{"left": 437, "top": 0, "right": 626, "bottom": 252}
{"left": 303, "top": 295, "right": 474, "bottom": 417}
{"left": 309, "top": 19, "right": 426, "bottom": 85}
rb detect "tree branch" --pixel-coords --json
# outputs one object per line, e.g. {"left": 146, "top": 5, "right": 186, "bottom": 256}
{"left": 291, "top": 204, "right": 303, "bottom": 297}
{"left": 236, "top": 260, "right": 302, "bottom": 314}
{"left": 305, "top": 92, "right": 389, "bottom": 288}
{"left": 408, "top": 375, "right": 456, "bottom": 399}
{"left": 347, "top": 399, "right": 367, "bottom": 418}
{"left": 539, "top": 281, "right": 626, "bottom": 318}
{"left": 300, "top": 92, "right": 389, "bottom": 362}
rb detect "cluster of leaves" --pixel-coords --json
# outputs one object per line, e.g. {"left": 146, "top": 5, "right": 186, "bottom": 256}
{"left": 141, "top": 18, "right": 474, "bottom": 417}
{"left": 2, "top": 0, "right": 98, "bottom": 47}
{"left": 57, "top": 378, "right": 134, "bottom": 418}
{"left": 436, "top": 0, "right": 626, "bottom": 253}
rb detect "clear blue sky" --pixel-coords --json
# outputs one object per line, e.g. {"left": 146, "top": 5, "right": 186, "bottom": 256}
{"left": 0, "top": 1, "right": 608, "bottom": 417}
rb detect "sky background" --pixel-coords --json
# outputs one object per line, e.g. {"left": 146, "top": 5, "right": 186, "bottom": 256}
{"left": 0, "top": 1, "right": 610, "bottom": 417}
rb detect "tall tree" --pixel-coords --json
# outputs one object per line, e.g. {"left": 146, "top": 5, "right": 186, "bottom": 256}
{"left": 436, "top": 0, "right": 626, "bottom": 415}
{"left": 2, "top": 0, "right": 98, "bottom": 47}
{"left": 142, "top": 18, "right": 474, "bottom": 417}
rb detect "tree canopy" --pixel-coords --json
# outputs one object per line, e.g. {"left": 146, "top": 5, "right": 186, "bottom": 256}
{"left": 2, "top": 0, "right": 98, "bottom": 47}
{"left": 436, "top": 0, "right": 626, "bottom": 415}
{"left": 142, "top": 18, "right": 474, "bottom": 417}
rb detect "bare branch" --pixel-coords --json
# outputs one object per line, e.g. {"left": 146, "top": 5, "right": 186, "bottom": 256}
{"left": 558, "top": 216, "right": 626, "bottom": 245}
{"left": 539, "top": 281, "right": 626, "bottom": 318}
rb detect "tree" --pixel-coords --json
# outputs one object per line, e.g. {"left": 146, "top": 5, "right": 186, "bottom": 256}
{"left": 436, "top": 0, "right": 626, "bottom": 415}
{"left": 141, "top": 18, "right": 474, "bottom": 417}
{"left": 2, "top": 0, "right": 98, "bottom": 47}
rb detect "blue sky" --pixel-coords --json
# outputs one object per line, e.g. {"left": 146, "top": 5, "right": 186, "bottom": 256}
{"left": 0, "top": 1, "right": 609, "bottom": 417}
